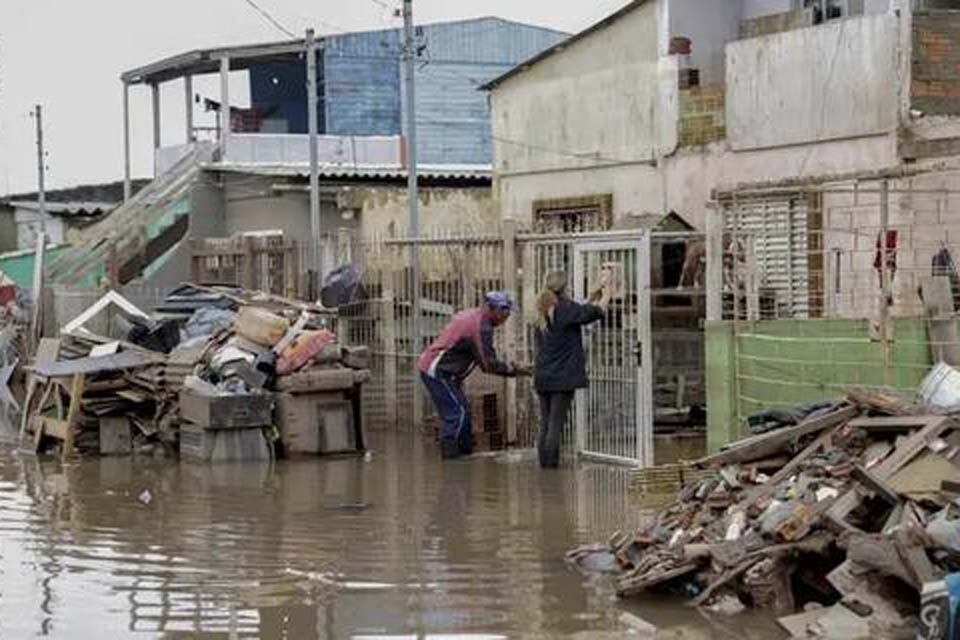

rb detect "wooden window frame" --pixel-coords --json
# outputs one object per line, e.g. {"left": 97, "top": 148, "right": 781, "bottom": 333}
{"left": 532, "top": 194, "right": 614, "bottom": 232}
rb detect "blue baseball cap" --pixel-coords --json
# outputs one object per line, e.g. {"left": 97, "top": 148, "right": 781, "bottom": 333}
{"left": 484, "top": 291, "right": 515, "bottom": 311}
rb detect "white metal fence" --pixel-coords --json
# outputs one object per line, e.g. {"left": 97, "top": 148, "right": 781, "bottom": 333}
{"left": 341, "top": 227, "right": 659, "bottom": 465}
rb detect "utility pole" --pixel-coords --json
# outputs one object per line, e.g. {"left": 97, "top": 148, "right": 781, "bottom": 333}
{"left": 33, "top": 105, "right": 46, "bottom": 236}
{"left": 403, "top": 0, "right": 423, "bottom": 424}
{"left": 306, "top": 28, "right": 321, "bottom": 298}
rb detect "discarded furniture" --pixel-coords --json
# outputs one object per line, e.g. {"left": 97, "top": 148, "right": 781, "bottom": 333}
{"left": 275, "top": 368, "right": 369, "bottom": 456}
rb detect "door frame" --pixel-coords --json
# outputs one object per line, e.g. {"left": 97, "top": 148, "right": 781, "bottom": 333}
{"left": 572, "top": 234, "right": 653, "bottom": 467}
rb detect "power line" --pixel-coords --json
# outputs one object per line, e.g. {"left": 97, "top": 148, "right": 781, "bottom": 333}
{"left": 240, "top": 0, "right": 297, "bottom": 38}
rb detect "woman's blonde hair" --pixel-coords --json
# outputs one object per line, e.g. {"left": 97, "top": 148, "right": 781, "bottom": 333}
{"left": 535, "top": 271, "right": 567, "bottom": 329}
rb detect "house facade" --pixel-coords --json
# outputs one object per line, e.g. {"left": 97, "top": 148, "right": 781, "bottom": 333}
{"left": 486, "top": 0, "right": 960, "bottom": 320}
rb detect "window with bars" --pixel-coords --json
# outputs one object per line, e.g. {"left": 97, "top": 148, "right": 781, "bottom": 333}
{"left": 723, "top": 193, "right": 823, "bottom": 319}
{"left": 532, "top": 194, "right": 613, "bottom": 234}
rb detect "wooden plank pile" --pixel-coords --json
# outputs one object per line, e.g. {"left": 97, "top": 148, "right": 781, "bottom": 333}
{"left": 571, "top": 391, "right": 960, "bottom": 638}
{"left": 20, "top": 284, "right": 370, "bottom": 462}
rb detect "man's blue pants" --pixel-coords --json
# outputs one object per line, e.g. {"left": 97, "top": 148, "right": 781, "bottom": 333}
{"left": 420, "top": 373, "right": 472, "bottom": 456}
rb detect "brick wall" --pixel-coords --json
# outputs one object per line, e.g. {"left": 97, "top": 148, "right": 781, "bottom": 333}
{"left": 912, "top": 11, "right": 960, "bottom": 115}
{"left": 679, "top": 85, "right": 726, "bottom": 147}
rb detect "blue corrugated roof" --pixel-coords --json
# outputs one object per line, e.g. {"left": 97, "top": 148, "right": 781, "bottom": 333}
{"left": 247, "top": 17, "right": 567, "bottom": 165}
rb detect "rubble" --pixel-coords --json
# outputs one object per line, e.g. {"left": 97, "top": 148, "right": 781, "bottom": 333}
{"left": 19, "top": 283, "right": 370, "bottom": 462}
{"left": 570, "top": 376, "right": 960, "bottom": 639}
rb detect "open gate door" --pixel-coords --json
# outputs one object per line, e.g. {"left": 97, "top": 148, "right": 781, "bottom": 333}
{"left": 573, "top": 235, "right": 653, "bottom": 466}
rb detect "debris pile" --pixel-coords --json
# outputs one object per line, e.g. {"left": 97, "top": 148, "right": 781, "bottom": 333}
{"left": 21, "top": 283, "right": 369, "bottom": 461}
{"left": 570, "top": 382, "right": 960, "bottom": 639}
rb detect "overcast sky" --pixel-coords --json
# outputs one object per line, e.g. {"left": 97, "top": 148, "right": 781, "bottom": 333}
{"left": 0, "top": 0, "right": 627, "bottom": 197}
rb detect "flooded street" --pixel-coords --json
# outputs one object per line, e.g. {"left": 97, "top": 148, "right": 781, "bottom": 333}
{"left": 0, "top": 433, "right": 782, "bottom": 639}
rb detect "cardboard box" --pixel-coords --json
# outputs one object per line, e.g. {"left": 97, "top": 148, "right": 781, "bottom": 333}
{"left": 179, "top": 389, "right": 274, "bottom": 429}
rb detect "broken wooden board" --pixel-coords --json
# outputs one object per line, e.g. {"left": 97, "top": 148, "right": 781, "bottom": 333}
{"left": 19, "top": 338, "right": 60, "bottom": 447}
{"left": 690, "top": 556, "right": 763, "bottom": 607}
{"left": 695, "top": 404, "right": 858, "bottom": 468}
{"left": 894, "top": 526, "right": 939, "bottom": 587}
{"left": 828, "top": 415, "right": 953, "bottom": 525}
{"left": 736, "top": 422, "right": 847, "bottom": 514}
{"left": 99, "top": 416, "right": 132, "bottom": 456}
{"left": 851, "top": 465, "right": 901, "bottom": 506}
{"left": 846, "top": 535, "right": 916, "bottom": 587}
{"left": 848, "top": 415, "right": 949, "bottom": 434}
{"left": 62, "top": 373, "right": 84, "bottom": 461}
{"left": 888, "top": 452, "right": 960, "bottom": 497}
{"left": 812, "top": 603, "right": 871, "bottom": 639}
{"left": 778, "top": 609, "right": 826, "bottom": 638}
{"left": 275, "top": 367, "right": 359, "bottom": 394}
{"left": 847, "top": 389, "right": 916, "bottom": 416}
{"left": 29, "top": 351, "right": 164, "bottom": 377}
{"left": 616, "top": 562, "right": 699, "bottom": 598}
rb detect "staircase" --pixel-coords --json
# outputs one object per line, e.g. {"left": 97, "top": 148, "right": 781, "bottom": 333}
{"left": 46, "top": 143, "right": 216, "bottom": 287}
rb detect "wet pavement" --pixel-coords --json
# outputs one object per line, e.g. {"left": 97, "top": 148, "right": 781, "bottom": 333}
{"left": 0, "top": 433, "right": 784, "bottom": 639}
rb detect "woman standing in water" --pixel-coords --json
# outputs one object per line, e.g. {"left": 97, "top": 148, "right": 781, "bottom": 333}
{"left": 533, "top": 270, "right": 609, "bottom": 468}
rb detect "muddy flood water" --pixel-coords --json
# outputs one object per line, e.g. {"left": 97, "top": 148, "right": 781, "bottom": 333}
{"left": 0, "top": 433, "right": 784, "bottom": 639}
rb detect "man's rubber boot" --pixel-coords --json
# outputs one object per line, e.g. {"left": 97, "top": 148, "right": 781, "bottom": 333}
{"left": 539, "top": 449, "right": 560, "bottom": 469}
{"left": 441, "top": 438, "right": 461, "bottom": 460}
{"left": 457, "top": 431, "right": 473, "bottom": 457}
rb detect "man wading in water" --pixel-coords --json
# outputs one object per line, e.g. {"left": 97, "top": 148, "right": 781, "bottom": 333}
{"left": 418, "top": 291, "right": 531, "bottom": 459}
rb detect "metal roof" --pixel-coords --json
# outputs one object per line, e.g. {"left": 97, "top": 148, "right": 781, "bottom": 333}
{"left": 479, "top": 0, "right": 649, "bottom": 91}
{"left": 122, "top": 38, "right": 309, "bottom": 85}
{"left": 2, "top": 201, "right": 116, "bottom": 217}
{"left": 122, "top": 17, "right": 568, "bottom": 87}
{"left": 202, "top": 162, "right": 492, "bottom": 182}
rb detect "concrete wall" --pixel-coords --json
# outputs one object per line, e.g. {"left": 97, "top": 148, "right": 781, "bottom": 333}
{"left": 354, "top": 186, "right": 497, "bottom": 238}
{"left": 492, "top": 1, "right": 675, "bottom": 225}
{"left": 706, "top": 316, "right": 936, "bottom": 449}
{"left": 220, "top": 173, "right": 494, "bottom": 242}
{"left": 491, "top": 1, "right": 669, "bottom": 178}
{"left": 498, "top": 163, "right": 663, "bottom": 226}
{"left": 221, "top": 174, "right": 343, "bottom": 240}
{"left": 660, "top": 132, "right": 898, "bottom": 231}
{"left": 492, "top": 3, "right": 904, "bottom": 231}
{"left": 741, "top": 0, "right": 792, "bottom": 20}
{"left": 726, "top": 13, "right": 900, "bottom": 150}
{"left": 13, "top": 208, "right": 66, "bottom": 247}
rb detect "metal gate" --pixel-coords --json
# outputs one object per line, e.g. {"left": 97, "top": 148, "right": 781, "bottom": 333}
{"left": 571, "top": 236, "right": 653, "bottom": 466}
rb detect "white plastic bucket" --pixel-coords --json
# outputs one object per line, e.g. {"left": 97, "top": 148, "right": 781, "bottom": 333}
{"left": 918, "top": 362, "right": 960, "bottom": 410}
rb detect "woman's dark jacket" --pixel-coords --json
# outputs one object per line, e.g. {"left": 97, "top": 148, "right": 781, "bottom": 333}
{"left": 534, "top": 296, "right": 604, "bottom": 392}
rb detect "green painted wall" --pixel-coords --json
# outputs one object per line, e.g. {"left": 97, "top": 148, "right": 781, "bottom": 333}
{"left": 707, "top": 317, "right": 937, "bottom": 451}
{"left": 0, "top": 246, "right": 71, "bottom": 289}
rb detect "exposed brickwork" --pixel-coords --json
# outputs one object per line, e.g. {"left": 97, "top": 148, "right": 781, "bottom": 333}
{"left": 912, "top": 11, "right": 960, "bottom": 115}
{"left": 679, "top": 85, "right": 726, "bottom": 147}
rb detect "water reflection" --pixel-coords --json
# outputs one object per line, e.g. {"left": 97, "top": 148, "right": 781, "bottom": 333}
{"left": 0, "top": 433, "right": 780, "bottom": 639}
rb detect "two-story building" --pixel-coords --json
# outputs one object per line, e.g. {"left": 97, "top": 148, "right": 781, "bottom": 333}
{"left": 47, "top": 18, "right": 566, "bottom": 291}
{"left": 485, "top": 0, "right": 960, "bottom": 321}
